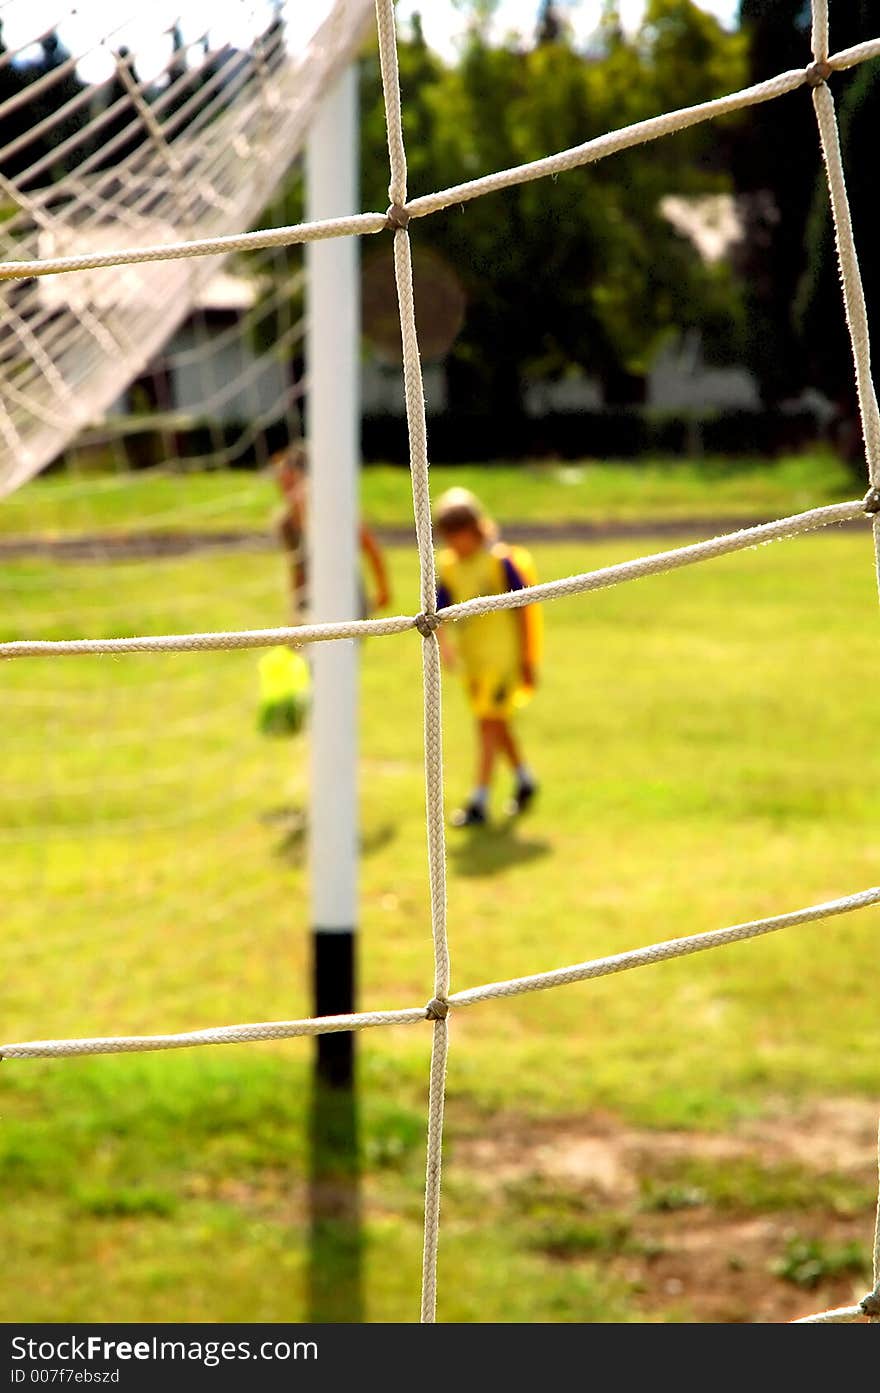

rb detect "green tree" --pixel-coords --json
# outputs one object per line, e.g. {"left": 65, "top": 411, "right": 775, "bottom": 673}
{"left": 732, "top": 0, "right": 874, "bottom": 405}
{"left": 364, "top": 0, "right": 746, "bottom": 414}
{"left": 269, "top": 1, "right": 746, "bottom": 420}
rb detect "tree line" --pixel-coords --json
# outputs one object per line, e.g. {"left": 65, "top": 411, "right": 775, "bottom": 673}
{"left": 2, "top": 1, "right": 878, "bottom": 453}
{"left": 354, "top": 0, "right": 880, "bottom": 443}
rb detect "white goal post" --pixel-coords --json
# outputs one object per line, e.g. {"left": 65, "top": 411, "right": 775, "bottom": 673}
{"left": 306, "top": 63, "right": 361, "bottom": 1083}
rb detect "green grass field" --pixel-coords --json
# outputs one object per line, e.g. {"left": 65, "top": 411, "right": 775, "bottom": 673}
{"left": 2, "top": 459, "right": 879, "bottom": 1322}
{"left": 0, "top": 449, "right": 859, "bottom": 536}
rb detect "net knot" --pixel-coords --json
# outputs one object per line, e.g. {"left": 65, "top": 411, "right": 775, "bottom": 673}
{"left": 415, "top": 611, "right": 440, "bottom": 637}
{"left": 805, "top": 59, "right": 832, "bottom": 87}
{"left": 862, "top": 487, "right": 880, "bottom": 514}
{"left": 386, "top": 203, "right": 411, "bottom": 231}
{"left": 425, "top": 997, "right": 449, "bottom": 1021}
{"left": 860, "top": 1289, "right": 880, "bottom": 1318}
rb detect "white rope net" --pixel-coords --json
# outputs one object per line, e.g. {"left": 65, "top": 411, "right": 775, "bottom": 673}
{"left": 2, "top": 0, "right": 880, "bottom": 1325}
{"left": 0, "top": 0, "right": 375, "bottom": 494}
{"left": 0, "top": 5, "right": 332, "bottom": 1021}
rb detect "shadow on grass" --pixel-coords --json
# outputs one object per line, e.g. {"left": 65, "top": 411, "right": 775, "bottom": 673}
{"left": 309, "top": 1077, "right": 363, "bottom": 1323}
{"left": 263, "top": 806, "right": 396, "bottom": 864}
{"left": 448, "top": 820, "right": 552, "bottom": 877}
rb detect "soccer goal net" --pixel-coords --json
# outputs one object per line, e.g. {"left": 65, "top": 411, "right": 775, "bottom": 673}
{"left": 0, "top": 3, "right": 363, "bottom": 1142}
{"left": 0, "top": 0, "right": 371, "bottom": 492}
{"left": 1, "top": 0, "right": 879, "bottom": 1325}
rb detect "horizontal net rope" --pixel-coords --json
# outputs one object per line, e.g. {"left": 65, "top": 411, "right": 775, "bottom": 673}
{"left": 4, "top": 58, "right": 268, "bottom": 417}
{"left": 437, "top": 500, "right": 867, "bottom": 620}
{"left": 93, "top": 316, "right": 306, "bottom": 426}
{"left": 0, "top": 612, "right": 418, "bottom": 659}
{"left": 0, "top": 211, "right": 387, "bottom": 281}
{"left": 0, "top": 498, "right": 868, "bottom": 661}
{"left": 2, "top": 206, "right": 264, "bottom": 412}
{"left": 0, "top": 28, "right": 282, "bottom": 218}
{"left": 3, "top": 884, "right": 878, "bottom": 1060}
{"left": 445, "top": 886, "right": 880, "bottom": 1007}
{"left": 1, "top": 298, "right": 308, "bottom": 477}
{"left": 794, "top": 1304, "right": 874, "bottom": 1323}
{"left": 0, "top": 256, "right": 306, "bottom": 458}
{"left": 0, "top": 53, "right": 272, "bottom": 267}
{"left": 829, "top": 37, "right": 880, "bottom": 70}
{"left": 2, "top": 167, "right": 308, "bottom": 1119}
{"left": 3, "top": 36, "right": 878, "bottom": 292}
{"left": 0, "top": 1008, "right": 429, "bottom": 1059}
{"left": 0, "top": 46, "right": 254, "bottom": 327}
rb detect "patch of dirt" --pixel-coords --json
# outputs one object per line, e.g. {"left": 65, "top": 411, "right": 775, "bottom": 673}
{"left": 456, "top": 1098, "right": 879, "bottom": 1190}
{"left": 453, "top": 1098, "right": 879, "bottom": 1322}
{"left": 754, "top": 1098, "right": 880, "bottom": 1173}
{"left": 630, "top": 1213, "right": 869, "bottom": 1322}
{"left": 0, "top": 530, "right": 274, "bottom": 562}
{"left": 3, "top": 515, "right": 871, "bottom": 563}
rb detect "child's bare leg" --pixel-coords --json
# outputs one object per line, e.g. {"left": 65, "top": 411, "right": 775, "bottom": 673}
{"left": 452, "top": 719, "right": 498, "bottom": 826}
{"left": 497, "top": 720, "right": 524, "bottom": 770}
{"left": 477, "top": 718, "right": 501, "bottom": 788}
{"left": 498, "top": 719, "right": 538, "bottom": 812}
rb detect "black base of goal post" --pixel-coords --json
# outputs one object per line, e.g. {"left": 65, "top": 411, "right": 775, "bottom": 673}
{"left": 313, "top": 929, "right": 356, "bottom": 1087}
{"left": 309, "top": 928, "right": 363, "bottom": 1322}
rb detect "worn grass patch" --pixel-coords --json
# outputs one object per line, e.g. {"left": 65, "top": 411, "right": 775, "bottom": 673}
{"left": 640, "top": 1159, "right": 875, "bottom": 1218}
{"left": 772, "top": 1235, "right": 871, "bottom": 1290}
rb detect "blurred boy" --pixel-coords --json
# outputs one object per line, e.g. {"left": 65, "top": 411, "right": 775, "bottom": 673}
{"left": 434, "top": 488, "right": 541, "bottom": 826}
{"left": 273, "top": 444, "right": 391, "bottom": 622}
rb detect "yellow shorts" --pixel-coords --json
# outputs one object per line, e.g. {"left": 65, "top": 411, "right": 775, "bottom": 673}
{"left": 463, "top": 669, "right": 531, "bottom": 720}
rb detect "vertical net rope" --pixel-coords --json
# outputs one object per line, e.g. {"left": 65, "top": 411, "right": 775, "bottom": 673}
{"left": 373, "top": 0, "right": 449, "bottom": 1321}
{"left": 2, "top": 0, "right": 880, "bottom": 1325}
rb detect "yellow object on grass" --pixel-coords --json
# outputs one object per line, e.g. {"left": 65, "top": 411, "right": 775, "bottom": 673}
{"left": 257, "top": 646, "right": 311, "bottom": 736}
{"left": 437, "top": 542, "right": 542, "bottom": 719}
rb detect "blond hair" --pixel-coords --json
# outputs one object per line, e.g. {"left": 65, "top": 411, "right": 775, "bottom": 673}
{"left": 433, "top": 487, "right": 497, "bottom": 542}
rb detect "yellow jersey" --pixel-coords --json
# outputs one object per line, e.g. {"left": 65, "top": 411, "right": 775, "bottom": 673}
{"left": 436, "top": 542, "right": 541, "bottom": 719}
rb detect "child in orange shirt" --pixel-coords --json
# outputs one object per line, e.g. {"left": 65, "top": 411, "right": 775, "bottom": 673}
{"left": 273, "top": 444, "right": 391, "bottom": 621}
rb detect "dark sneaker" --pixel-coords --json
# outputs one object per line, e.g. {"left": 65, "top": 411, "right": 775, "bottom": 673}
{"left": 506, "top": 779, "right": 538, "bottom": 817}
{"left": 450, "top": 800, "right": 488, "bottom": 828}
